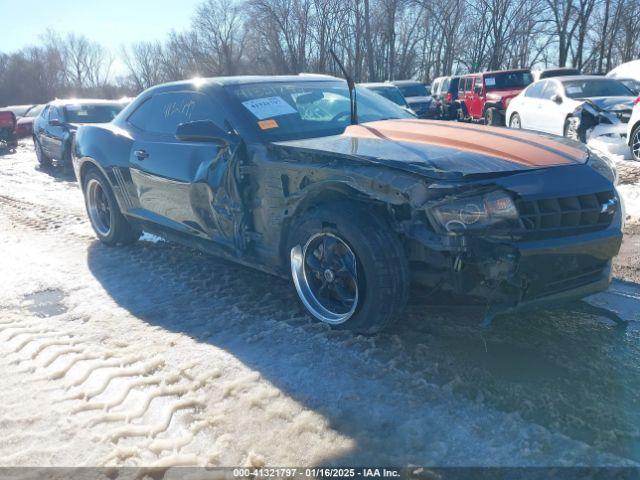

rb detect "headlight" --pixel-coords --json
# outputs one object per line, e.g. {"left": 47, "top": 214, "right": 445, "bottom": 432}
{"left": 587, "top": 149, "right": 618, "bottom": 185}
{"left": 430, "top": 190, "right": 519, "bottom": 234}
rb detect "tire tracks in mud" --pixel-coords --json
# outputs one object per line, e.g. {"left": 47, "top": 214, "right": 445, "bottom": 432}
{"left": 0, "top": 312, "right": 229, "bottom": 467}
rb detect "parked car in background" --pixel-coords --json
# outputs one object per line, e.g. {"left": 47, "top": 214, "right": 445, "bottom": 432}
{"left": 0, "top": 110, "right": 18, "bottom": 152}
{"left": 431, "top": 75, "right": 460, "bottom": 119}
{"left": 33, "top": 99, "right": 127, "bottom": 170}
{"left": 534, "top": 67, "right": 581, "bottom": 80}
{"left": 627, "top": 95, "right": 640, "bottom": 161}
{"left": 506, "top": 76, "right": 635, "bottom": 148}
{"left": 458, "top": 69, "right": 533, "bottom": 125}
{"left": 15, "top": 104, "right": 43, "bottom": 138}
{"left": 74, "top": 74, "right": 622, "bottom": 333}
{"left": 1, "top": 104, "right": 36, "bottom": 120}
{"left": 392, "top": 80, "right": 434, "bottom": 118}
{"left": 359, "top": 82, "right": 414, "bottom": 114}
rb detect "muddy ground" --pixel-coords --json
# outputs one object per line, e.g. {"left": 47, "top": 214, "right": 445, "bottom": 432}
{"left": 1, "top": 141, "right": 640, "bottom": 469}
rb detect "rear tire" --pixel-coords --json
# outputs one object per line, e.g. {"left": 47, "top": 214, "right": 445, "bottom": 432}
{"left": 288, "top": 201, "right": 409, "bottom": 334}
{"left": 82, "top": 169, "right": 141, "bottom": 246}
{"left": 630, "top": 124, "right": 640, "bottom": 162}
{"left": 485, "top": 107, "right": 502, "bottom": 126}
{"left": 564, "top": 116, "right": 583, "bottom": 142}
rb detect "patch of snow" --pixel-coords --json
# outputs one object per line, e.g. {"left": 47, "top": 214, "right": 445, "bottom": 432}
{"left": 618, "top": 183, "right": 640, "bottom": 220}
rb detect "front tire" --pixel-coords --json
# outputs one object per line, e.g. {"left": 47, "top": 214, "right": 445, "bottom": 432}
{"left": 288, "top": 202, "right": 409, "bottom": 334}
{"left": 509, "top": 113, "right": 522, "bottom": 129}
{"left": 34, "top": 137, "right": 51, "bottom": 167}
{"left": 83, "top": 169, "right": 140, "bottom": 246}
{"left": 630, "top": 124, "right": 640, "bottom": 162}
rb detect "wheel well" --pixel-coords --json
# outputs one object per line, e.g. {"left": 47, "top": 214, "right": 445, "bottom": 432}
{"left": 278, "top": 184, "right": 393, "bottom": 265}
{"left": 630, "top": 121, "right": 640, "bottom": 146}
{"left": 78, "top": 161, "right": 100, "bottom": 188}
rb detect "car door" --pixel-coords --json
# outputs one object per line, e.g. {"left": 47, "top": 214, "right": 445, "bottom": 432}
{"left": 34, "top": 105, "right": 49, "bottom": 150}
{"left": 537, "top": 81, "right": 565, "bottom": 135}
{"left": 519, "top": 81, "right": 546, "bottom": 131}
{"left": 470, "top": 76, "right": 484, "bottom": 119}
{"left": 126, "top": 90, "right": 233, "bottom": 240}
{"left": 47, "top": 106, "right": 66, "bottom": 160}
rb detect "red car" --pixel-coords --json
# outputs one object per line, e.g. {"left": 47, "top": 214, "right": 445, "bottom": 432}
{"left": 15, "top": 104, "right": 44, "bottom": 138}
{"left": 0, "top": 110, "right": 18, "bottom": 152}
{"left": 457, "top": 69, "right": 533, "bottom": 125}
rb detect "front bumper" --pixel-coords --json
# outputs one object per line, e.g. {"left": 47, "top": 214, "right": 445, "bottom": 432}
{"left": 409, "top": 204, "right": 623, "bottom": 310}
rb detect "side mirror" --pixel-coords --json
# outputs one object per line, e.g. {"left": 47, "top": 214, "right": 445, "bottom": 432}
{"left": 175, "top": 120, "right": 231, "bottom": 145}
{"left": 49, "top": 119, "right": 62, "bottom": 127}
{"left": 551, "top": 94, "right": 563, "bottom": 104}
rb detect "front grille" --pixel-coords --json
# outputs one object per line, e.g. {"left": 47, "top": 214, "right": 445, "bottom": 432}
{"left": 515, "top": 191, "right": 616, "bottom": 240}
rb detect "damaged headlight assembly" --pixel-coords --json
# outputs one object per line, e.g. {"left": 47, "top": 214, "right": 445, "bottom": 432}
{"left": 429, "top": 191, "right": 519, "bottom": 234}
{"left": 587, "top": 149, "right": 618, "bottom": 185}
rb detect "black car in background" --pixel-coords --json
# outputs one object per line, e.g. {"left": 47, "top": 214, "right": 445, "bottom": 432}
{"left": 73, "top": 74, "right": 622, "bottom": 333}
{"left": 358, "top": 82, "right": 414, "bottom": 113}
{"left": 33, "top": 99, "right": 127, "bottom": 169}
{"left": 392, "top": 80, "right": 434, "bottom": 118}
{"left": 431, "top": 75, "right": 460, "bottom": 119}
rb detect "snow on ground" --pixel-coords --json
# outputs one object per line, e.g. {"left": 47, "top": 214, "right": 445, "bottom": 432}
{"left": 1, "top": 142, "right": 640, "bottom": 469}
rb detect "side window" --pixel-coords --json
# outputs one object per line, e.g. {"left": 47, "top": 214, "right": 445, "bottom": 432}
{"left": 541, "top": 81, "right": 559, "bottom": 100}
{"left": 41, "top": 106, "right": 50, "bottom": 119}
{"left": 473, "top": 77, "right": 483, "bottom": 94}
{"left": 127, "top": 98, "right": 154, "bottom": 131}
{"left": 49, "top": 107, "right": 61, "bottom": 122}
{"left": 525, "top": 81, "right": 546, "bottom": 98}
{"left": 137, "top": 92, "right": 222, "bottom": 135}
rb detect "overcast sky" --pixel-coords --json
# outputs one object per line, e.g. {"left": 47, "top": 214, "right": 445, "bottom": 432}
{"left": 3, "top": 0, "right": 202, "bottom": 56}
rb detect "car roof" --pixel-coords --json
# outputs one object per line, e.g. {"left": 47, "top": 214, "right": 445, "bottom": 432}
{"left": 49, "top": 98, "right": 127, "bottom": 107}
{"left": 392, "top": 80, "right": 424, "bottom": 86}
{"left": 553, "top": 75, "right": 620, "bottom": 83}
{"left": 359, "top": 82, "right": 396, "bottom": 88}
{"left": 156, "top": 74, "right": 342, "bottom": 90}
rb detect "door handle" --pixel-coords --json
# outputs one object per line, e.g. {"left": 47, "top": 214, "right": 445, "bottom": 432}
{"left": 134, "top": 149, "right": 149, "bottom": 160}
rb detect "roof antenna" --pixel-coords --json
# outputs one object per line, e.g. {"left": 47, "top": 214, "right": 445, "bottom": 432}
{"left": 329, "top": 49, "right": 358, "bottom": 125}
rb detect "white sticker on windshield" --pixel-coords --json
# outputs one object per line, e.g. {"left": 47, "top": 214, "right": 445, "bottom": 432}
{"left": 566, "top": 86, "right": 583, "bottom": 94}
{"left": 241, "top": 96, "right": 297, "bottom": 120}
{"left": 485, "top": 77, "right": 496, "bottom": 86}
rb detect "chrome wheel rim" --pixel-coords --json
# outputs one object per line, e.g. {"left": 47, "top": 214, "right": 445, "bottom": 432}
{"left": 86, "top": 179, "right": 112, "bottom": 236}
{"left": 632, "top": 129, "right": 640, "bottom": 161}
{"left": 565, "top": 117, "right": 580, "bottom": 140}
{"left": 291, "top": 232, "right": 359, "bottom": 325}
{"left": 510, "top": 114, "right": 521, "bottom": 129}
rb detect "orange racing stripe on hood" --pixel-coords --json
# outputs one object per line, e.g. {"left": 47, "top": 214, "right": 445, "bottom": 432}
{"left": 342, "top": 120, "right": 586, "bottom": 168}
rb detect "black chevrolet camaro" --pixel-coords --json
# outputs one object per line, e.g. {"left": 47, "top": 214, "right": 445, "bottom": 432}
{"left": 74, "top": 75, "right": 623, "bottom": 333}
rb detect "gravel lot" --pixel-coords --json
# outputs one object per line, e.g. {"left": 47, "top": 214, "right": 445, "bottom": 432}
{"left": 1, "top": 141, "right": 640, "bottom": 469}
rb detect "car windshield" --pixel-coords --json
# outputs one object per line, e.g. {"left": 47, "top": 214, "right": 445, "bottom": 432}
{"left": 484, "top": 71, "right": 533, "bottom": 90}
{"left": 226, "top": 80, "right": 413, "bottom": 141}
{"left": 10, "top": 106, "right": 32, "bottom": 117}
{"left": 24, "top": 105, "right": 44, "bottom": 117}
{"left": 63, "top": 104, "right": 124, "bottom": 123}
{"left": 562, "top": 79, "right": 633, "bottom": 98}
{"left": 619, "top": 79, "right": 640, "bottom": 96}
{"left": 397, "top": 83, "right": 429, "bottom": 97}
{"left": 368, "top": 87, "right": 406, "bottom": 106}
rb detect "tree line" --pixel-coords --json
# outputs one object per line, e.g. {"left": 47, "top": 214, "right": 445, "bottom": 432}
{"left": 1, "top": 0, "right": 639, "bottom": 106}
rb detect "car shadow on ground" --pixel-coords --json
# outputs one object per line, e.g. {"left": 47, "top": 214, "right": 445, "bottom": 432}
{"left": 35, "top": 164, "right": 76, "bottom": 183}
{"left": 86, "top": 239, "right": 640, "bottom": 465}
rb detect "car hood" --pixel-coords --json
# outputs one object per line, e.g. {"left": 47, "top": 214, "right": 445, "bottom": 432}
{"left": 272, "top": 119, "right": 589, "bottom": 180}
{"left": 16, "top": 117, "right": 34, "bottom": 125}
{"left": 405, "top": 96, "right": 432, "bottom": 104}
{"left": 579, "top": 96, "right": 635, "bottom": 112}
